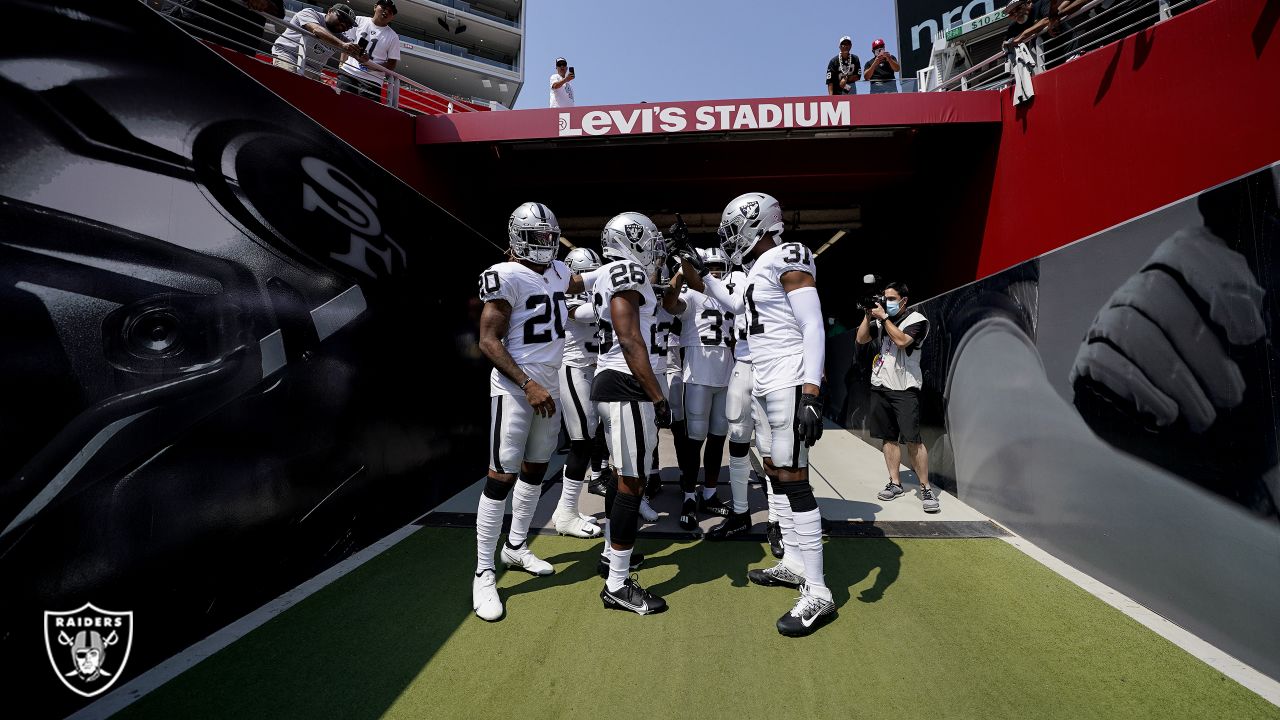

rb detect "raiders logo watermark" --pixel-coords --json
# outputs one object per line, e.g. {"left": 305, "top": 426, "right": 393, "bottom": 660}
{"left": 739, "top": 200, "right": 760, "bottom": 220}
{"left": 44, "top": 603, "right": 134, "bottom": 697}
{"left": 624, "top": 223, "right": 644, "bottom": 243}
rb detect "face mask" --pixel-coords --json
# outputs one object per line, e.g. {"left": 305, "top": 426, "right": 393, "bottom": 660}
{"left": 885, "top": 300, "right": 900, "bottom": 315}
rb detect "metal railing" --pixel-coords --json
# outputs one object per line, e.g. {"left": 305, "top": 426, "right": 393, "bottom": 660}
{"left": 931, "top": 0, "right": 1201, "bottom": 92}
{"left": 149, "top": 0, "right": 487, "bottom": 115}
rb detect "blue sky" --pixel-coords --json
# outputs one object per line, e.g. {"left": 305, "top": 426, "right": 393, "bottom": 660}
{"left": 514, "top": 0, "right": 901, "bottom": 109}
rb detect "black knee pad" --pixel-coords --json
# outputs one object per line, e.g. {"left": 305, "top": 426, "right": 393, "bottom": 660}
{"left": 768, "top": 476, "right": 785, "bottom": 495}
{"left": 483, "top": 477, "right": 514, "bottom": 500}
{"left": 604, "top": 474, "right": 617, "bottom": 515}
{"left": 729, "top": 441, "right": 751, "bottom": 458}
{"left": 566, "top": 439, "right": 592, "bottom": 481}
{"left": 779, "top": 480, "right": 818, "bottom": 513}
{"left": 610, "top": 492, "right": 642, "bottom": 546}
{"left": 518, "top": 470, "right": 544, "bottom": 486}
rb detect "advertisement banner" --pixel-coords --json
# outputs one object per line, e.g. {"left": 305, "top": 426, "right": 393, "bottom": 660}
{"left": 896, "top": 0, "right": 998, "bottom": 76}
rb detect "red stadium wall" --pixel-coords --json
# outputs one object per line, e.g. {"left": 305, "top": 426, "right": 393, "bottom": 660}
{"left": 978, "top": 0, "right": 1280, "bottom": 278}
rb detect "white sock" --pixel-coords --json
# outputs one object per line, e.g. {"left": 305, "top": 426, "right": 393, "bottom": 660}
{"left": 558, "top": 468, "right": 582, "bottom": 516}
{"left": 475, "top": 494, "right": 505, "bottom": 574}
{"left": 507, "top": 480, "right": 540, "bottom": 548}
{"left": 728, "top": 454, "right": 750, "bottom": 514}
{"left": 601, "top": 518, "right": 613, "bottom": 563}
{"left": 607, "top": 546, "right": 633, "bottom": 592}
{"left": 684, "top": 491, "right": 696, "bottom": 502}
{"left": 793, "top": 508, "right": 829, "bottom": 597}
{"left": 766, "top": 483, "right": 786, "bottom": 524}
{"left": 777, "top": 496, "right": 804, "bottom": 575}
{"left": 702, "top": 486, "right": 717, "bottom": 499}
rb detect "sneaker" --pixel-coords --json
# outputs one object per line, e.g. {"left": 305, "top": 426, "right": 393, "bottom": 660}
{"left": 877, "top": 481, "right": 906, "bottom": 501}
{"left": 698, "top": 490, "right": 731, "bottom": 517}
{"left": 776, "top": 589, "right": 837, "bottom": 636}
{"left": 552, "top": 508, "right": 602, "bottom": 539}
{"left": 645, "top": 473, "right": 662, "bottom": 498}
{"left": 596, "top": 551, "right": 646, "bottom": 578}
{"left": 678, "top": 498, "right": 699, "bottom": 531}
{"left": 766, "top": 521, "right": 784, "bottom": 559}
{"left": 639, "top": 497, "right": 659, "bottom": 523}
{"left": 500, "top": 542, "right": 554, "bottom": 576}
{"left": 601, "top": 575, "right": 667, "bottom": 615}
{"left": 921, "top": 486, "right": 941, "bottom": 513}
{"left": 587, "top": 476, "right": 608, "bottom": 497}
{"left": 747, "top": 562, "right": 804, "bottom": 588}
{"left": 472, "top": 570, "right": 503, "bottom": 621}
{"left": 706, "top": 511, "right": 751, "bottom": 540}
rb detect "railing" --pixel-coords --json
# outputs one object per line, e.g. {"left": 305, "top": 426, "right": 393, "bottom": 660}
{"left": 930, "top": 0, "right": 1202, "bottom": 93}
{"left": 149, "top": 0, "right": 488, "bottom": 115}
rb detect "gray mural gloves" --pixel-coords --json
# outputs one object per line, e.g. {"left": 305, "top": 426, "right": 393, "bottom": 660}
{"left": 1070, "top": 225, "right": 1265, "bottom": 433}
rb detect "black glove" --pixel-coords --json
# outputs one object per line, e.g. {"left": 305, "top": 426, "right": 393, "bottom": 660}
{"left": 654, "top": 398, "right": 672, "bottom": 429}
{"left": 667, "top": 213, "right": 707, "bottom": 277}
{"left": 795, "top": 393, "right": 824, "bottom": 447}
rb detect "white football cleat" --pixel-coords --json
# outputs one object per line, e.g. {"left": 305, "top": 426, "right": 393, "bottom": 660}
{"left": 553, "top": 509, "right": 603, "bottom": 538}
{"left": 639, "top": 497, "right": 659, "bottom": 523}
{"left": 472, "top": 570, "right": 503, "bottom": 621}
{"left": 501, "top": 543, "right": 555, "bottom": 575}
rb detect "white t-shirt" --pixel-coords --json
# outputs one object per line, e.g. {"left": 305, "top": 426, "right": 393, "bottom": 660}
{"left": 549, "top": 72, "right": 574, "bottom": 107}
{"left": 563, "top": 293, "right": 598, "bottom": 368}
{"left": 341, "top": 17, "right": 401, "bottom": 82}
{"left": 275, "top": 8, "right": 338, "bottom": 67}
{"left": 593, "top": 258, "right": 660, "bottom": 378}
{"left": 478, "top": 260, "right": 571, "bottom": 397}
{"left": 677, "top": 287, "right": 733, "bottom": 387}
{"left": 743, "top": 242, "right": 818, "bottom": 395}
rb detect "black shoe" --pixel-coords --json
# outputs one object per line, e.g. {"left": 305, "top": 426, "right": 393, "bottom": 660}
{"left": 766, "top": 521, "right": 784, "bottom": 559}
{"left": 776, "top": 591, "right": 837, "bottom": 636}
{"left": 645, "top": 473, "right": 662, "bottom": 498}
{"left": 587, "top": 477, "right": 608, "bottom": 497}
{"left": 706, "top": 511, "right": 751, "bottom": 540}
{"left": 678, "top": 499, "right": 698, "bottom": 531}
{"left": 596, "top": 551, "right": 645, "bottom": 578}
{"left": 601, "top": 576, "right": 667, "bottom": 615}
{"left": 698, "top": 490, "right": 731, "bottom": 517}
{"left": 747, "top": 562, "right": 804, "bottom": 588}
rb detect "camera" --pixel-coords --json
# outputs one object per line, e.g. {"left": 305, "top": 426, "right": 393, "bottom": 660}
{"left": 857, "top": 293, "right": 886, "bottom": 314}
{"left": 855, "top": 273, "right": 885, "bottom": 313}
{"left": 569, "top": 66, "right": 575, "bottom": 75}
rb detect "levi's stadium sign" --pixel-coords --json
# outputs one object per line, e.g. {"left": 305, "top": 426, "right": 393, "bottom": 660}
{"left": 556, "top": 99, "right": 852, "bottom": 138}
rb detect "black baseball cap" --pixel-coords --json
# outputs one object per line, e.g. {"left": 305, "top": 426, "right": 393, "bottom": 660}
{"left": 329, "top": 3, "right": 356, "bottom": 24}
{"left": 555, "top": 57, "right": 567, "bottom": 66}
{"left": 375, "top": 0, "right": 397, "bottom": 13}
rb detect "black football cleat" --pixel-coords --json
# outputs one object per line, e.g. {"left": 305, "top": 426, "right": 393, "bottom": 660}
{"left": 678, "top": 498, "right": 699, "bottom": 531}
{"left": 747, "top": 562, "right": 804, "bottom": 588}
{"left": 601, "top": 576, "right": 667, "bottom": 615}
{"left": 776, "top": 591, "right": 837, "bottom": 637}
{"left": 706, "top": 511, "right": 751, "bottom": 540}
{"left": 766, "top": 521, "right": 784, "bottom": 559}
{"left": 698, "top": 490, "right": 731, "bottom": 517}
{"left": 596, "top": 551, "right": 645, "bottom": 578}
{"left": 645, "top": 473, "right": 662, "bottom": 498}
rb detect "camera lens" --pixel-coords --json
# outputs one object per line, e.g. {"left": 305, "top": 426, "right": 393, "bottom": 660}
{"left": 123, "top": 307, "right": 184, "bottom": 357}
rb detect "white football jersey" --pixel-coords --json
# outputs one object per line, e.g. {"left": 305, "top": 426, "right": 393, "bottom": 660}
{"left": 744, "top": 242, "right": 818, "bottom": 394}
{"left": 677, "top": 287, "right": 733, "bottom": 387}
{"left": 563, "top": 293, "right": 599, "bottom": 368}
{"left": 592, "top": 258, "right": 661, "bottom": 378}
{"left": 478, "top": 260, "right": 571, "bottom": 396}
{"left": 651, "top": 305, "right": 675, "bottom": 375}
{"left": 723, "top": 270, "right": 752, "bottom": 362}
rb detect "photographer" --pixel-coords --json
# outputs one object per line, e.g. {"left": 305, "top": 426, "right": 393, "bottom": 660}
{"left": 855, "top": 282, "right": 939, "bottom": 513}
{"left": 862, "top": 38, "right": 900, "bottom": 94}
{"left": 826, "top": 36, "right": 861, "bottom": 95}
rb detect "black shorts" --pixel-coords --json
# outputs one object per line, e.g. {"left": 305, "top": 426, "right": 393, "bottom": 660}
{"left": 868, "top": 386, "right": 922, "bottom": 444}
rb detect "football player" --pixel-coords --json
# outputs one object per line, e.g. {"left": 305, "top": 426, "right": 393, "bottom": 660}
{"left": 472, "top": 202, "right": 599, "bottom": 622}
{"left": 553, "top": 247, "right": 607, "bottom": 539}
{"left": 675, "top": 192, "right": 835, "bottom": 636}
{"left": 662, "top": 248, "right": 734, "bottom": 531}
{"left": 592, "top": 212, "right": 672, "bottom": 615}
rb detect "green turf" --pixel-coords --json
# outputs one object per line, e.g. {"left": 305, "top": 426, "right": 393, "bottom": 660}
{"left": 116, "top": 528, "right": 1279, "bottom": 720}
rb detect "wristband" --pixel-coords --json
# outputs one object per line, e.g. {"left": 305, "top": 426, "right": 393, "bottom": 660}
{"left": 520, "top": 378, "right": 532, "bottom": 390}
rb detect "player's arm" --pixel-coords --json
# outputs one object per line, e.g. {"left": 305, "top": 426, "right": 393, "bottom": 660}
{"left": 566, "top": 268, "right": 600, "bottom": 295}
{"left": 698, "top": 272, "right": 744, "bottom": 314}
{"left": 610, "top": 290, "right": 665, "bottom": 404}
{"left": 478, "top": 300, "right": 555, "bottom": 416}
{"left": 781, "top": 270, "right": 824, "bottom": 398}
{"left": 567, "top": 298, "right": 595, "bottom": 324}
{"left": 661, "top": 272, "right": 687, "bottom": 315}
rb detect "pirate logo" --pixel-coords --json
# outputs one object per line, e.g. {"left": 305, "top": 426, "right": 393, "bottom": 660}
{"left": 44, "top": 603, "right": 133, "bottom": 697}
{"left": 739, "top": 200, "right": 760, "bottom": 220}
{"left": 624, "top": 223, "right": 645, "bottom": 245}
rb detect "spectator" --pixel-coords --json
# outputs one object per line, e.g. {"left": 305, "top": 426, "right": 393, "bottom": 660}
{"left": 855, "top": 282, "right": 939, "bottom": 513}
{"left": 339, "top": 0, "right": 401, "bottom": 101}
{"left": 271, "top": 3, "right": 359, "bottom": 80}
{"left": 862, "top": 38, "right": 900, "bottom": 94}
{"left": 550, "top": 58, "right": 575, "bottom": 108}
{"left": 826, "top": 36, "right": 862, "bottom": 95}
{"left": 1004, "top": 0, "right": 1075, "bottom": 62}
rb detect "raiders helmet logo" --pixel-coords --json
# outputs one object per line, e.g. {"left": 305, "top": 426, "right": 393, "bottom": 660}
{"left": 739, "top": 201, "right": 760, "bottom": 220}
{"left": 624, "top": 223, "right": 644, "bottom": 244}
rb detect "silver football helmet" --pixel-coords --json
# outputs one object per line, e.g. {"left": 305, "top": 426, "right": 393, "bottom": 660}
{"left": 718, "top": 192, "right": 784, "bottom": 267}
{"left": 699, "top": 247, "right": 729, "bottom": 278}
{"left": 601, "top": 212, "right": 663, "bottom": 275}
{"left": 507, "top": 201, "right": 560, "bottom": 266}
{"left": 564, "top": 247, "right": 603, "bottom": 273}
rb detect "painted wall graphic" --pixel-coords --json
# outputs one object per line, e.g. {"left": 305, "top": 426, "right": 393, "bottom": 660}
{"left": 830, "top": 163, "right": 1280, "bottom": 680}
{"left": 0, "top": 1, "right": 500, "bottom": 715}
